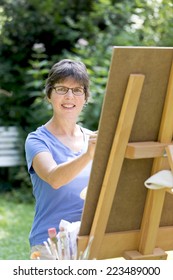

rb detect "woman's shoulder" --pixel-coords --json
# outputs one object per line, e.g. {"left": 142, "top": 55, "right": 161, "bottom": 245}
{"left": 25, "top": 126, "right": 48, "bottom": 143}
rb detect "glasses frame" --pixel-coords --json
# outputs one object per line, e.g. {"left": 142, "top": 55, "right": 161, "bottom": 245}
{"left": 52, "top": 86, "right": 85, "bottom": 96}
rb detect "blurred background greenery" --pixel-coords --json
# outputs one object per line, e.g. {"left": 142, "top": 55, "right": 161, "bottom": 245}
{"left": 0, "top": 0, "right": 173, "bottom": 259}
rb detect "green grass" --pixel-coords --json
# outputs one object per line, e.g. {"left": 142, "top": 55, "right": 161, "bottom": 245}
{"left": 0, "top": 195, "right": 34, "bottom": 260}
{"left": 1, "top": 195, "right": 173, "bottom": 261}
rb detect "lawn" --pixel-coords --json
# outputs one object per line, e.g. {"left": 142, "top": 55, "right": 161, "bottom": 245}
{"left": 1, "top": 194, "right": 173, "bottom": 261}
{"left": 0, "top": 195, "right": 34, "bottom": 260}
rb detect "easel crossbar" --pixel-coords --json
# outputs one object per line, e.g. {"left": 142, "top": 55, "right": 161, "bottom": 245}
{"left": 77, "top": 226, "right": 173, "bottom": 259}
{"left": 125, "top": 141, "right": 170, "bottom": 159}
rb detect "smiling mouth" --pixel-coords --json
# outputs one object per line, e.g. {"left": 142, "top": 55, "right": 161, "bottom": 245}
{"left": 61, "top": 104, "right": 76, "bottom": 109}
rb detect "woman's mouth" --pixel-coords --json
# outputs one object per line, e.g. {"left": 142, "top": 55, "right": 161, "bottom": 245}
{"left": 61, "top": 104, "right": 76, "bottom": 109}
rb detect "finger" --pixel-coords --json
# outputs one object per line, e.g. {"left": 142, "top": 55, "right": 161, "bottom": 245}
{"left": 86, "top": 130, "right": 98, "bottom": 136}
{"left": 88, "top": 138, "right": 97, "bottom": 144}
{"left": 89, "top": 136, "right": 97, "bottom": 141}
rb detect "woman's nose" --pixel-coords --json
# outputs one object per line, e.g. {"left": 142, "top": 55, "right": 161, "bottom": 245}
{"left": 65, "top": 88, "right": 74, "bottom": 97}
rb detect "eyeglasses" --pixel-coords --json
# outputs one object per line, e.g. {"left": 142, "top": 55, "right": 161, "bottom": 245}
{"left": 53, "top": 86, "right": 85, "bottom": 96}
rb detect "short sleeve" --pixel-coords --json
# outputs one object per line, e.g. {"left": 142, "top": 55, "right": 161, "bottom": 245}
{"left": 25, "top": 133, "right": 50, "bottom": 174}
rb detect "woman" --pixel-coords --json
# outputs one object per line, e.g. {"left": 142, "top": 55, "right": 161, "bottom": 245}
{"left": 25, "top": 59, "right": 97, "bottom": 259}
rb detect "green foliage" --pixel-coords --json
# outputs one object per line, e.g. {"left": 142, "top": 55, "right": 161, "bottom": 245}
{"left": 0, "top": 166, "right": 34, "bottom": 203}
{"left": 23, "top": 43, "right": 52, "bottom": 132}
{"left": 1, "top": 0, "right": 173, "bottom": 129}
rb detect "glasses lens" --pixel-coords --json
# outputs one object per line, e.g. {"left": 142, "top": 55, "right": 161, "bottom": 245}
{"left": 54, "top": 86, "right": 67, "bottom": 95}
{"left": 73, "top": 87, "right": 84, "bottom": 96}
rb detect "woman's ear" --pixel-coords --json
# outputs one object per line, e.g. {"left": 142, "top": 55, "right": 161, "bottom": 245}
{"left": 46, "top": 96, "right": 51, "bottom": 103}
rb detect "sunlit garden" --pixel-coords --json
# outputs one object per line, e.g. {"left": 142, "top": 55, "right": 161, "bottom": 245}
{"left": 0, "top": 0, "right": 173, "bottom": 261}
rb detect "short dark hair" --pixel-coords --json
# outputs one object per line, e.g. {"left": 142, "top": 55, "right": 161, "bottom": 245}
{"left": 45, "top": 59, "right": 90, "bottom": 101}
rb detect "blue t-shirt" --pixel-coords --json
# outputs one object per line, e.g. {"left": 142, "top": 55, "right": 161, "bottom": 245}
{"left": 25, "top": 125, "right": 92, "bottom": 246}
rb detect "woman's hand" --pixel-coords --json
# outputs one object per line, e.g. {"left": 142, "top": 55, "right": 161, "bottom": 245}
{"left": 86, "top": 131, "right": 98, "bottom": 160}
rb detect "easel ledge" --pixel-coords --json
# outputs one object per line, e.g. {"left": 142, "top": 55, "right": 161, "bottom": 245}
{"left": 78, "top": 226, "right": 173, "bottom": 260}
{"left": 126, "top": 141, "right": 172, "bottom": 159}
{"left": 126, "top": 141, "right": 173, "bottom": 195}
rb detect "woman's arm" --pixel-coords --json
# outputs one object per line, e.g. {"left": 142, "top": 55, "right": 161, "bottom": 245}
{"left": 32, "top": 132, "right": 97, "bottom": 189}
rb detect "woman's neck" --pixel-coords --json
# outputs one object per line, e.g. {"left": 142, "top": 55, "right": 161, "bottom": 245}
{"left": 45, "top": 116, "right": 84, "bottom": 153}
{"left": 45, "top": 116, "right": 79, "bottom": 137}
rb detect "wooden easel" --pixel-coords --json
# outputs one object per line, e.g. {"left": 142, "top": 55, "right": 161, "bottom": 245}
{"left": 78, "top": 47, "right": 173, "bottom": 260}
{"left": 124, "top": 61, "right": 173, "bottom": 260}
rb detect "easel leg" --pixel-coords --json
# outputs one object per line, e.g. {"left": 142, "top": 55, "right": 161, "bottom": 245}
{"left": 87, "top": 74, "right": 145, "bottom": 259}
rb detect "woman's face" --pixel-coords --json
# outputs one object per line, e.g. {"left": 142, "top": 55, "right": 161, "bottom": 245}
{"left": 48, "top": 78, "right": 86, "bottom": 121}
